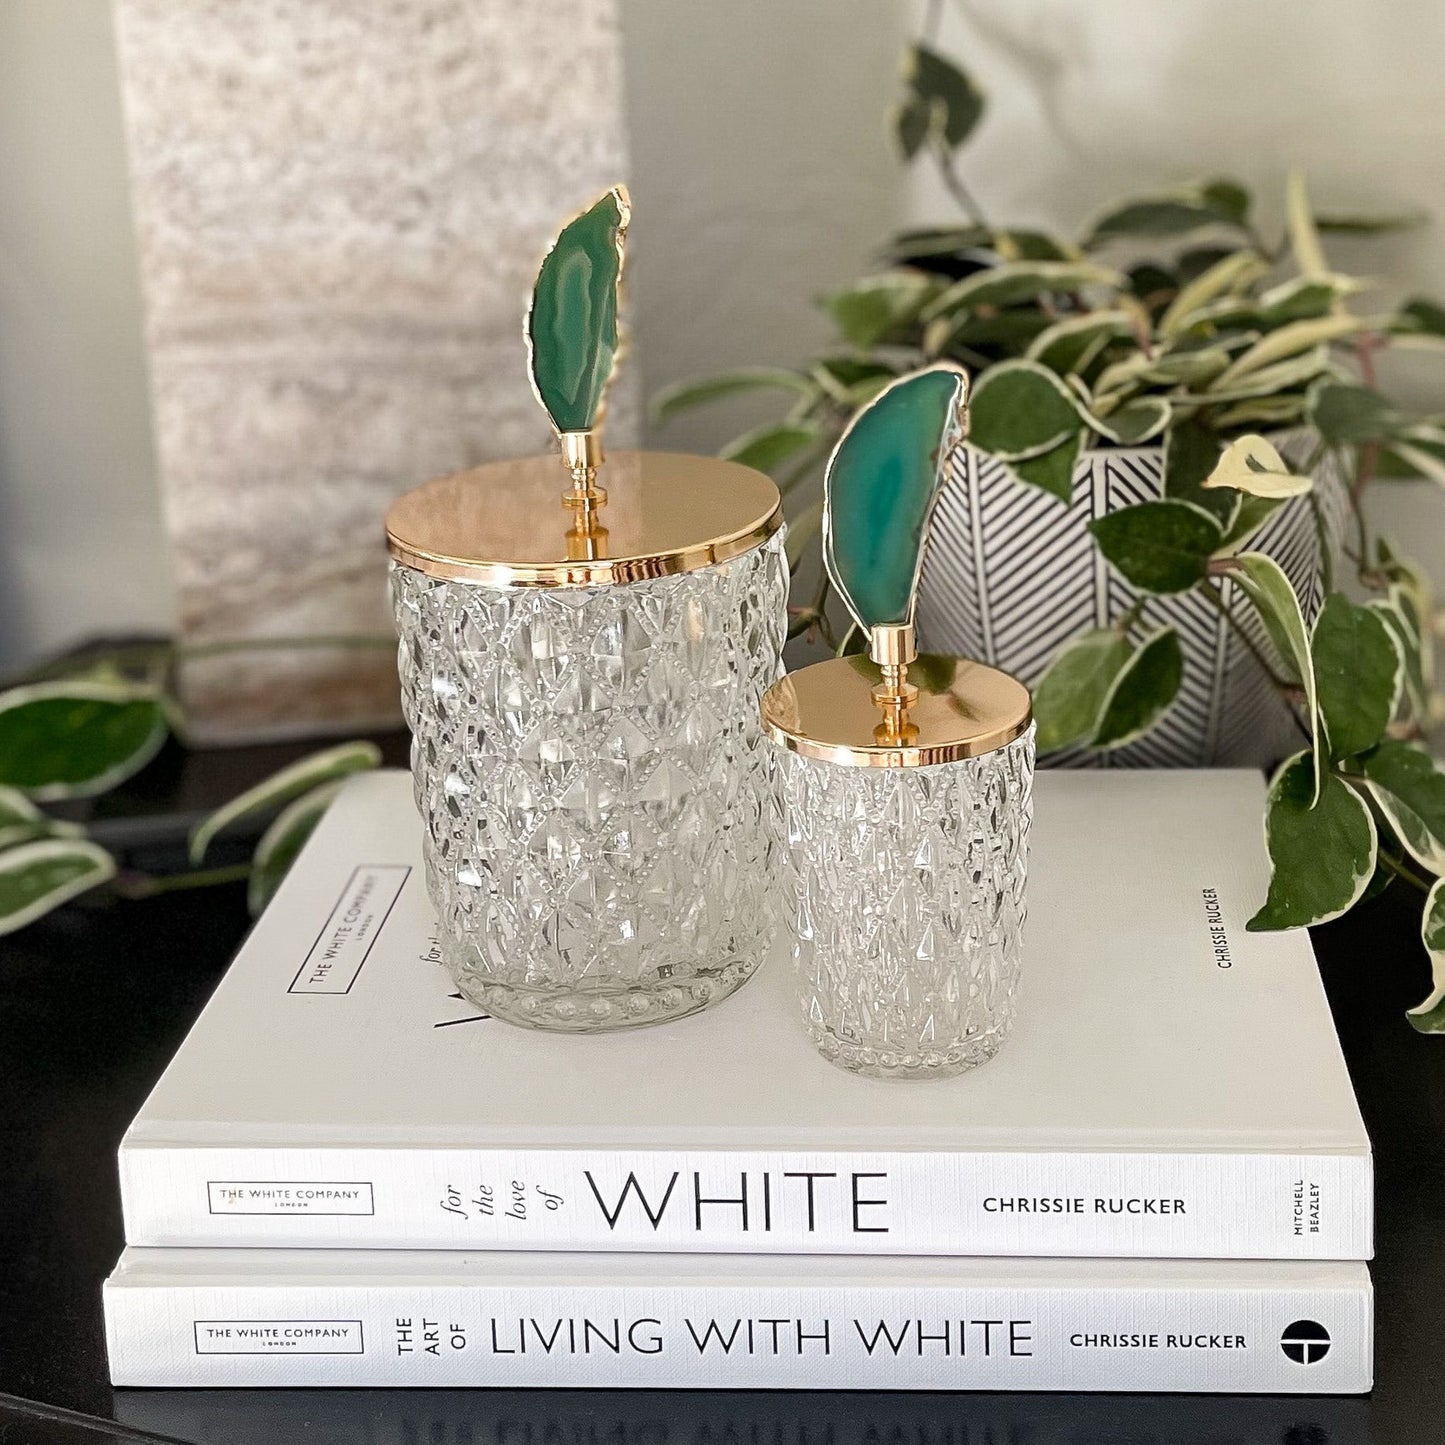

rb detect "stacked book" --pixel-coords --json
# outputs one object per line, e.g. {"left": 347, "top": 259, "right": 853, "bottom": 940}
{"left": 104, "top": 768, "right": 1374, "bottom": 1393}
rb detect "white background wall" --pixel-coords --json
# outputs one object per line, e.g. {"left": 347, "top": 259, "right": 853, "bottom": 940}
{"left": 907, "top": 0, "right": 1445, "bottom": 595}
{"left": 0, "top": 0, "right": 170, "bottom": 670}
{"left": 3, "top": 0, "right": 1445, "bottom": 670}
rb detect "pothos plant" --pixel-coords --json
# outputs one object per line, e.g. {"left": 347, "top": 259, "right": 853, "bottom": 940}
{"left": 0, "top": 640, "right": 386, "bottom": 937}
{"left": 656, "top": 29, "right": 1445, "bottom": 1030}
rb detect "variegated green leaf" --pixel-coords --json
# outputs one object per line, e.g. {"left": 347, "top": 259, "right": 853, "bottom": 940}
{"left": 1230, "top": 553, "right": 1320, "bottom": 801}
{"left": 1202, "top": 434, "right": 1313, "bottom": 499}
{"left": 1092, "top": 628, "right": 1184, "bottom": 750}
{"left": 651, "top": 368, "right": 817, "bottom": 427}
{"left": 1406, "top": 878, "right": 1445, "bottom": 1033}
{"left": 1211, "top": 317, "right": 1361, "bottom": 391}
{"left": 1248, "top": 754, "right": 1376, "bottom": 931}
{"left": 1081, "top": 183, "right": 1252, "bottom": 249}
{"left": 1216, "top": 494, "right": 1287, "bottom": 552}
{"left": 923, "top": 261, "right": 1123, "bottom": 323}
{"left": 1368, "top": 594, "right": 1429, "bottom": 723}
{"left": 248, "top": 780, "right": 347, "bottom": 917}
{"left": 1363, "top": 741, "right": 1445, "bottom": 876}
{"left": 1312, "top": 595, "right": 1402, "bottom": 760}
{"left": 0, "top": 838, "right": 116, "bottom": 936}
{"left": 900, "top": 43, "right": 984, "bottom": 150}
{"left": 0, "top": 786, "right": 42, "bottom": 848}
{"left": 1316, "top": 210, "right": 1427, "bottom": 235}
{"left": 1286, "top": 171, "right": 1329, "bottom": 281}
{"left": 1159, "top": 250, "right": 1269, "bottom": 337}
{"left": 1259, "top": 275, "right": 1361, "bottom": 325}
{"left": 0, "top": 682, "right": 168, "bottom": 801}
{"left": 0, "top": 784, "right": 82, "bottom": 850}
{"left": 721, "top": 422, "right": 823, "bottom": 474}
{"left": 1210, "top": 394, "right": 1312, "bottom": 431}
{"left": 784, "top": 496, "right": 824, "bottom": 572}
{"left": 1008, "top": 430, "right": 1083, "bottom": 504}
{"left": 1308, "top": 381, "right": 1395, "bottom": 445}
{"left": 1164, "top": 419, "right": 1236, "bottom": 529}
{"left": 1025, "top": 310, "right": 1135, "bottom": 375}
{"left": 968, "top": 359, "right": 1087, "bottom": 462}
{"left": 1201, "top": 346, "right": 1336, "bottom": 403}
{"left": 190, "top": 741, "right": 382, "bottom": 865}
{"left": 1032, "top": 629, "right": 1133, "bottom": 753}
{"left": 821, "top": 273, "right": 936, "bottom": 349}
{"left": 1089, "top": 501, "right": 1222, "bottom": 595}
{"left": 1088, "top": 396, "right": 1171, "bottom": 445}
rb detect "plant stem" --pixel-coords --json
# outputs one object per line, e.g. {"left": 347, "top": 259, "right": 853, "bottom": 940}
{"left": 112, "top": 863, "right": 253, "bottom": 900}
{"left": 1348, "top": 477, "right": 1373, "bottom": 582}
{"left": 181, "top": 635, "right": 395, "bottom": 660}
{"left": 1113, "top": 597, "right": 1148, "bottom": 639}
{"left": 931, "top": 140, "right": 989, "bottom": 228}
{"left": 810, "top": 571, "right": 839, "bottom": 652}
{"left": 779, "top": 439, "right": 832, "bottom": 496}
{"left": 1307, "top": 489, "right": 1335, "bottom": 594}
{"left": 1, "top": 634, "right": 396, "bottom": 692}
{"left": 1352, "top": 334, "right": 1383, "bottom": 505}
{"left": 1378, "top": 849, "right": 1433, "bottom": 898}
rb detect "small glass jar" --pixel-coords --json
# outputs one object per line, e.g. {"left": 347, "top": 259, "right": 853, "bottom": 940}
{"left": 761, "top": 654, "right": 1033, "bottom": 1079}
{"left": 386, "top": 450, "right": 787, "bottom": 1033}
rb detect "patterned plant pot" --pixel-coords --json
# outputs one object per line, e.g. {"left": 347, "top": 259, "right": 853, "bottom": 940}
{"left": 916, "top": 440, "right": 1347, "bottom": 768}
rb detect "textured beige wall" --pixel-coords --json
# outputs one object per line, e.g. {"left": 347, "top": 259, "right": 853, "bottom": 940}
{"left": 112, "top": 0, "right": 634, "bottom": 740}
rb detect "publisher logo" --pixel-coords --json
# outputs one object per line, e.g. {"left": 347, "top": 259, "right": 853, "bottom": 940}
{"left": 289, "top": 864, "right": 410, "bottom": 994}
{"left": 1280, "top": 1319, "right": 1331, "bottom": 1364}
{"left": 207, "top": 1181, "right": 375, "bottom": 1216}
{"left": 194, "top": 1319, "right": 363, "bottom": 1355}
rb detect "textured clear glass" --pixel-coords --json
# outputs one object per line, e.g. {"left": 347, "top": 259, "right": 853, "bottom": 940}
{"left": 391, "top": 533, "right": 787, "bottom": 1032}
{"left": 774, "top": 727, "right": 1034, "bottom": 1078}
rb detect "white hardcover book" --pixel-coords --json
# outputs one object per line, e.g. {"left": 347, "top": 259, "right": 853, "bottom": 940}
{"left": 104, "top": 1247, "right": 1372, "bottom": 1393}
{"left": 118, "top": 770, "right": 1372, "bottom": 1259}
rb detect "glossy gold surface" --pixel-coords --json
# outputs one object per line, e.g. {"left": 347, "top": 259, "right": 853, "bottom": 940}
{"left": 385, "top": 450, "right": 782, "bottom": 588}
{"left": 761, "top": 653, "right": 1032, "bottom": 767}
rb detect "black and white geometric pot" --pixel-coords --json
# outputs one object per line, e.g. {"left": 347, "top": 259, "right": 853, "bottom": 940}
{"left": 917, "top": 439, "right": 1348, "bottom": 768}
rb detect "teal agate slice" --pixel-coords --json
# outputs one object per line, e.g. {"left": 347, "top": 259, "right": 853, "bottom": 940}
{"left": 823, "top": 366, "right": 969, "bottom": 630}
{"left": 527, "top": 186, "right": 629, "bottom": 434}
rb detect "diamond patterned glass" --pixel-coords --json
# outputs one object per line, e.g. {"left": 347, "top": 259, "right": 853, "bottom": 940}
{"left": 391, "top": 532, "right": 787, "bottom": 1032}
{"left": 773, "top": 727, "right": 1034, "bottom": 1078}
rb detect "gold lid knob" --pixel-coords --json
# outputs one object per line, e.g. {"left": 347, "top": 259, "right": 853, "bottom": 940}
{"left": 761, "top": 652, "right": 1031, "bottom": 768}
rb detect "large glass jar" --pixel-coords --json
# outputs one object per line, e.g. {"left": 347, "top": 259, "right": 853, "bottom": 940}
{"left": 761, "top": 655, "right": 1033, "bottom": 1079}
{"left": 387, "top": 451, "right": 786, "bottom": 1033}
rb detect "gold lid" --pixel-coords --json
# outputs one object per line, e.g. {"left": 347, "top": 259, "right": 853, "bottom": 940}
{"left": 385, "top": 450, "right": 782, "bottom": 588}
{"left": 761, "top": 653, "right": 1032, "bottom": 768}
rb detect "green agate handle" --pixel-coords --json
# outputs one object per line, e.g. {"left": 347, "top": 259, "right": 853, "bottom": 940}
{"left": 526, "top": 186, "right": 630, "bottom": 437}
{"left": 822, "top": 365, "right": 970, "bottom": 640}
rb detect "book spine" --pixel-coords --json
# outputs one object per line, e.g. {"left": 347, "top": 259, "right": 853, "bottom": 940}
{"left": 104, "top": 1270, "right": 1372, "bottom": 1392}
{"left": 120, "top": 1145, "right": 1373, "bottom": 1258}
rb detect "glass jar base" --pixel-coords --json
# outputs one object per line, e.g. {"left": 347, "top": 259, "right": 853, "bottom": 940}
{"left": 454, "top": 954, "right": 761, "bottom": 1034}
{"left": 807, "top": 1017, "right": 1012, "bottom": 1080}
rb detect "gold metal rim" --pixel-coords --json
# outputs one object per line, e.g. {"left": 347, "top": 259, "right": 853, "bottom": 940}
{"left": 760, "top": 654, "right": 1033, "bottom": 768}
{"left": 384, "top": 450, "right": 783, "bottom": 589}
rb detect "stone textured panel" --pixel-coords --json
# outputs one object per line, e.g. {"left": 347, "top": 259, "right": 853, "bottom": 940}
{"left": 113, "top": 0, "right": 634, "bottom": 741}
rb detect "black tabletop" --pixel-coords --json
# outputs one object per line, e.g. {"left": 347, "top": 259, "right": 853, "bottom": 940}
{"left": 0, "top": 739, "right": 1438, "bottom": 1445}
